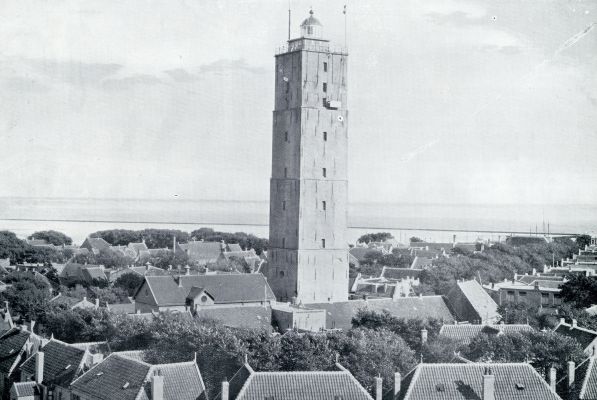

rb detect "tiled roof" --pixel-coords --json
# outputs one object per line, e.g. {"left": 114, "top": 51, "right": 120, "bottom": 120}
{"left": 178, "top": 274, "right": 276, "bottom": 304}
{"left": 447, "top": 280, "right": 499, "bottom": 323}
{"left": 411, "top": 257, "right": 434, "bottom": 269}
{"left": 438, "top": 324, "right": 534, "bottom": 345}
{"left": 402, "top": 363, "right": 561, "bottom": 400}
{"left": 84, "top": 237, "right": 111, "bottom": 250}
{"left": 50, "top": 293, "right": 82, "bottom": 307}
{"left": 554, "top": 321, "right": 597, "bottom": 350}
{"left": 580, "top": 357, "right": 597, "bottom": 399}
{"left": 128, "top": 242, "right": 149, "bottom": 253}
{"left": 83, "top": 266, "right": 108, "bottom": 281}
{"left": 0, "top": 328, "right": 39, "bottom": 374}
{"left": 349, "top": 247, "right": 382, "bottom": 262}
{"left": 217, "top": 363, "right": 373, "bottom": 400}
{"left": 72, "top": 354, "right": 206, "bottom": 400}
{"left": 20, "top": 339, "right": 86, "bottom": 386}
{"left": 517, "top": 275, "right": 564, "bottom": 284}
{"left": 113, "top": 350, "right": 147, "bottom": 362}
{"left": 181, "top": 241, "right": 223, "bottom": 264}
{"left": 0, "top": 258, "right": 10, "bottom": 268}
{"left": 227, "top": 243, "right": 243, "bottom": 252}
{"left": 195, "top": 305, "right": 272, "bottom": 330}
{"left": 381, "top": 267, "right": 422, "bottom": 280}
{"left": 307, "top": 296, "right": 455, "bottom": 330}
{"left": 12, "top": 381, "right": 40, "bottom": 397}
{"left": 409, "top": 242, "right": 453, "bottom": 251}
{"left": 108, "top": 299, "right": 136, "bottom": 314}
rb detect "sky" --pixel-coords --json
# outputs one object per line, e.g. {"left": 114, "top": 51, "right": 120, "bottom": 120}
{"left": 0, "top": 0, "right": 596, "bottom": 206}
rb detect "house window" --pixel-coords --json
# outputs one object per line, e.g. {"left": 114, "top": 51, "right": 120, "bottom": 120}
{"left": 285, "top": 131, "right": 288, "bottom": 142}
{"left": 519, "top": 291, "right": 527, "bottom": 297}
{"left": 541, "top": 293, "right": 549, "bottom": 305}
{"left": 322, "top": 201, "right": 326, "bottom": 211}
{"left": 506, "top": 290, "right": 515, "bottom": 302}
{"left": 323, "top": 131, "right": 327, "bottom": 141}
{"left": 322, "top": 239, "right": 326, "bottom": 248}
{"left": 322, "top": 168, "right": 327, "bottom": 177}
{"left": 323, "top": 82, "right": 327, "bottom": 93}
{"left": 282, "top": 201, "right": 286, "bottom": 210}
{"left": 200, "top": 295, "right": 208, "bottom": 303}
{"left": 554, "top": 295, "right": 562, "bottom": 305}
{"left": 323, "top": 62, "right": 328, "bottom": 72}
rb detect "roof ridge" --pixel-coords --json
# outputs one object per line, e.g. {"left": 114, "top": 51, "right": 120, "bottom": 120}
{"left": 579, "top": 357, "right": 595, "bottom": 398}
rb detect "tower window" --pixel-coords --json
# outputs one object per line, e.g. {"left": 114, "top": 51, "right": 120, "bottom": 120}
{"left": 286, "top": 82, "right": 289, "bottom": 93}
{"left": 285, "top": 131, "right": 288, "bottom": 142}
{"left": 323, "top": 132, "right": 327, "bottom": 141}
{"left": 323, "top": 62, "right": 328, "bottom": 72}
{"left": 322, "top": 201, "right": 326, "bottom": 211}
{"left": 323, "top": 82, "right": 327, "bottom": 93}
{"left": 282, "top": 237, "right": 286, "bottom": 248}
{"left": 282, "top": 201, "right": 286, "bottom": 210}
{"left": 322, "top": 168, "right": 327, "bottom": 177}
{"left": 321, "top": 239, "right": 326, "bottom": 248}
{"left": 284, "top": 167, "right": 288, "bottom": 177}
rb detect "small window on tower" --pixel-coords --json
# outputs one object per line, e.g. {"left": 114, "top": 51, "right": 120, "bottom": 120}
{"left": 282, "top": 201, "right": 286, "bottom": 210}
{"left": 286, "top": 81, "right": 289, "bottom": 93}
{"left": 323, "top": 82, "right": 327, "bottom": 93}
{"left": 284, "top": 167, "right": 288, "bottom": 177}
{"left": 323, "top": 132, "right": 327, "bottom": 141}
{"left": 322, "top": 168, "right": 327, "bottom": 177}
{"left": 282, "top": 238, "right": 286, "bottom": 248}
{"left": 284, "top": 131, "right": 288, "bottom": 142}
{"left": 323, "top": 62, "right": 328, "bottom": 72}
{"left": 308, "top": 26, "right": 313, "bottom": 35}
{"left": 321, "top": 239, "right": 326, "bottom": 248}
{"left": 322, "top": 201, "right": 326, "bottom": 211}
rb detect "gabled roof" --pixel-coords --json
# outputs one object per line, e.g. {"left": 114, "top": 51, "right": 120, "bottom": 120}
{"left": 402, "top": 363, "right": 561, "bottom": 400}
{"left": 410, "top": 256, "right": 434, "bottom": 269}
{"left": 554, "top": 321, "right": 597, "bottom": 351}
{"left": 127, "top": 242, "right": 149, "bottom": 254}
{"left": 82, "top": 237, "right": 111, "bottom": 251}
{"left": 349, "top": 247, "right": 382, "bottom": 263}
{"left": 307, "top": 296, "right": 455, "bottom": 330}
{"left": 20, "top": 338, "right": 87, "bottom": 386}
{"left": 83, "top": 266, "right": 108, "bottom": 281}
{"left": 438, "top": 324, "right": 534, "bottom": 345}
{"left": 0, "top": 328, "right": 40, "bottom": 375}
{"left": 216, "top": 363, "right": 373, "bottom": 400}
{"left": 180, "top": 241, "right": 223, "bottom": 263}
{"left": 580, "top": 357, "right": 597, "bottom": 399}
{"left": 447, "top": 280, "right": 499, "bottom": 323}
{"left": 12, "top": 381, "right": 41, "bottom": 397}
{"left": 178, "top": 274, "right": 276, "bottom": 304}
{"left": 227, "top": 243, "right": 243, "bottom": 252}
{"left": 71, "top": 354, "right": 206, "bottom": 400}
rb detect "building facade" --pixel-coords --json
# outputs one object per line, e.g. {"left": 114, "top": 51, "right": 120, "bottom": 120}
{"left": 266, "top": 11, "right": 349, "bottom": 304}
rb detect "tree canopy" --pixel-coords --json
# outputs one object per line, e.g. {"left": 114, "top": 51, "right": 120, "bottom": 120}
{"left": 28, "top": 230, "right": 73, "bottom": 246}
{"left": 560, "top": 274, "right": 597, "bottom": 308}
{"left": 357, "top": 232, "right": 394, "bottom": 244}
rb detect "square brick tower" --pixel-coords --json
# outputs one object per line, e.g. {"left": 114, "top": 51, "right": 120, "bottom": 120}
{"left": 266, "top": 10, "right": 349, "bottom": 304}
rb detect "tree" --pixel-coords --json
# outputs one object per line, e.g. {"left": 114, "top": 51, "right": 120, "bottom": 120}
{"left": 0, "top": 231, "right": 29, "bottom": 263}
{"left": 576, "top": 234, "right": 591, "bottom": 249}
{"left": 0, "top": 272, "right": 52, "bottom": 321}
{"left": 190, "top": 228, "right": 269, "bottom": 255}
{"left": 114, "top": 273, "right": 145, "bottom": 296}
{"left": 146, "top": 249, "right": 189, "bottom": 269}
{"left": 357, "top": 232, "right": 394, "bottom": 244}
{"left": 560, "top": 274, "right": 597, "bottom": 308}
{"left": 497, "top": 302, "right": 554, "bottom": 329}
{"left": 28, "top": 230, "right": 72, "bottom": 246}
{"left": 43, "top": 308, "right": 117, "bottom": 343}
{"left": 410, "top": 237, "right": 424, "bottom": 243}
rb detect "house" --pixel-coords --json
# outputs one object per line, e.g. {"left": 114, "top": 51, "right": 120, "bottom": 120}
{"left": 409, "top": 256, "right": 435, "bottom": 269}
{"left": 59, "top": 263, "right": 107, "bottom": 285}
{"left": 306, "top": 295, "right": 456, "bottom": 330}
{"left": 133, "top": 274, "right": 276, "bottom": 328}
{"left": 438, "top": 323, "right": 534, "bottom": 345}
{"left": 446, "top": 280, "right": 500, "bottom": 324}
{"left": 555, "top": 356, "right": 596, "bottom": 400}
{"left": 349, "top": 247, "right": 383, "bottom": 265}
{"left": 483, "top": 273, "right": 565, "bottom": 310}
{"left": 80, "top": 237, "right": 111, "bottom": 255}
{"left": 220, "top": 250, "right": 263, "bottom": 272}
{"left": 350, "top": 269, "right": 420, "bottom": 300}
{"left": 0, "top": 327, "right": 42, "bottom": 397}
{"left": 178, "top": 241, "right": 224, "bottom": 266}
{"left": 13, "top": 338, "right": 102, "bottom": 400}
{"left": 49, "top": 294, "right": 98, "bottom": 310}
{"left": 0, "top": 258, "right": 11, "bottom": 273}
{"left": 107, "top": 265, "right": 168, "bottom": 283}
{"left": 226, "top": 243, "right": 243, "bottom": 252}
{"left": 0, "top": 304, "right": 15, "bottom": 336}
{"left": 271, "top": 303, "right": 327, "bottom": 332}
{"left": 70, "top": 353, "right": 207, "bottom": 400}
{"left": 553, "top": 318, "right": 597, "bottom": 356}
{"left": 391, "top": 363, "right": 561, "bottom": 400}
{"left": 215, "top": 361, "right": 373, "bottom": 400}
{"left": 106, "top": 298, "right": 136, "bottom": 314}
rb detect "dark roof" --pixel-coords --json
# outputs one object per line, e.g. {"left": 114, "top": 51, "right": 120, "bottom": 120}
{"left": 227, "top": 244, "right": 243, "bottom": 252}
{"left": 554, "top": 322, "right": 597, "bottom": 350}
{"left": 517, "top": 275, "right": 564, "bottom": 284}
{"left": 83, "top": 266, "right": 108, "bottom": 281}
{"left": 21, "top": 339, "right": 86, "bottom": 386}
{"left": 307, "top": 296, "right": 455, "bottom": 330}
{"left": 580, "top": 357, "right": 597, "bottom": 399}
{"left": 409, "top": 242, "right": 453, "bottom": 251}
{"left": 195, "top": 306, "right": 272, "bottom": 330}
{"left": 447, "top": 280, "right": 499, "bottom": 323}
{"left": 83, "top": 237, "right": 111, "bottom": 251}
{"left": 180, "top": 241, "right": 223, "bottom": 264}
{"left": 217, "top": 363, "right": 373, "bottom": 400}
{"left": 178, "top": 274, "right": 276, "bottom": 304}
{"left": 402, "top": 363, "right": 561, "bottom": 400}
{"left": 141, "top": 362, "right": 206, "bottom": 400}
{"left": 381, "top": 267, "right": 422, "bottom": 280}
{"left": 0, "top": 328, "right": 39, "bottom": 374}
{"left": 439, "top": 324, "right": 534, "bottom": 345}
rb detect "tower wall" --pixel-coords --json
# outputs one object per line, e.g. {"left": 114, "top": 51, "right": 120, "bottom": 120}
{"left": 268, "top": 32, "right": 349, "bottom": 304}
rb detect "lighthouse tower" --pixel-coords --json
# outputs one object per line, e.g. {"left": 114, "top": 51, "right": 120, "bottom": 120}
{"left": 266, "top": 10, "right": 349, "bottom": 304}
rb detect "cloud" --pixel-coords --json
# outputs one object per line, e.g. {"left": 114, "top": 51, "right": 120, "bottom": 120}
{"left": 2, "top": 76, "right": 48, "bottom": 93}
{"left": 101, "top": 73, "right": 163, "bottom": 90}
{"left": 24, "top": 59, "right": 123, "bottom": 85}
{"left": 199, "top": 58, "right": 266, "bottom": 74}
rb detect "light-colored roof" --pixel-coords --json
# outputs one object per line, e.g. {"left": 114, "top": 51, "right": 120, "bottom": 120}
{"left": 12, "top": 381, "right": 40, "bottom": 397}
{"left": 448, "top": 280, "right": 500, "bottom": 323}
{"left": 580, "top": 357, "right": 597, "bottom": 399}
{"left": 438, "top": 324, "right": 534, "bottom": 345}
{"left": 402, "top": 363, "right": 561, "bottom": 400}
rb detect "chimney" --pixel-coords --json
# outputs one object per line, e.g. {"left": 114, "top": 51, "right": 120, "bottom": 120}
{"left": 29, "top": 320, "right": 36, "bottom": 332}
{"left": 549, "top": 367, "right": 556, "bottom": 392}
{"left": 560, "top": 318, "right": 565, "bottom": 325}
{"left": 185, "top": 265, "right": 190, "bottom": 276}
{"left": 394, "top": 372, "right": 401, "bottom": 397}
{"left": 375, "top": 376, "right": 383, "bottom": 400}
{"left": 532, "top": 268, "right": 536, "bottom": 275}
{"left": 482, "top": 367, "right": 495, "bottom": 400}
{"left": 221, "top": 380, "right": 229, "bottom": 400}
{"left": 420, "top": 328, "right": 428, "bottom": 345}
{"left": 568, "top": 361, "right": 575, "bottom": 390}
{"left": 95, "top": 298, "right": 100, "bottom": 309}
{"left": 453, "top": 234, "right": 456, "bottom": 244}
{"left": 35, "top": 351, "right": 44, "bottom": 384}
{"left": 572, "top": 319, "right": 577, "bottom": 328}
{"left": 291, "top": 296, "right": 298, "bottom": 306}
{"left": 178, "top": 278, "right": 183, "bottom": 288}
{"left": 151, "top": 369, "right": 164, "bottom": 400}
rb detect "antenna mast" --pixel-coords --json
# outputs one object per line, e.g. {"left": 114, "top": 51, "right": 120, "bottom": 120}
{"left": 288, "top": 1, "right": 291, "bottom": 41}
{"left": 343, "top": 4, "right": 347, "bottom": 48}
